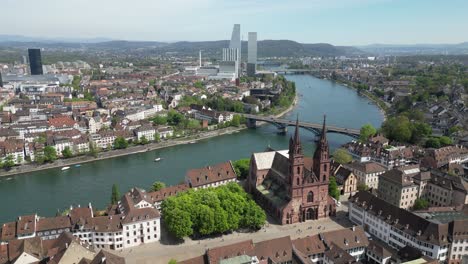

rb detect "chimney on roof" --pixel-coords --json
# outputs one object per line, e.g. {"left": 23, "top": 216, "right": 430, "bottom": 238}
{"left": 352, "top": 226, "right": 355, "bottom": 231}
{"left": 101, "top": 257, "right": 106, "bottom": 263}
{"left": 65, "top": 243, "right": 68, "bottom": 249}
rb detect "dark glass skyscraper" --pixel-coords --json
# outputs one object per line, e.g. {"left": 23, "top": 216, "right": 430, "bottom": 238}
{"left": 28, "top": 48, "right": 43, "bottom": 75}
{"left": 0, "top": 71, "right": 3, "bottom": 87}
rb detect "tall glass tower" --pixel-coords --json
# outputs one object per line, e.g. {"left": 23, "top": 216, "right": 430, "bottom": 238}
{"left": 28, "top": 48, "right": 43, "bottom": 75}
{"left": 247, "top": 32, "right": 257, "bottom": 77}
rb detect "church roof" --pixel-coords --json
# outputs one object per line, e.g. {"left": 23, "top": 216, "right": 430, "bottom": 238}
{"left": 253, "top": 151, "right": 276, "bottom": 170}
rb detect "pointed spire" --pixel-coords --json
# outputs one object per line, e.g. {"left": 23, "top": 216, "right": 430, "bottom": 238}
{"left": 294, "top": 114, "right": 300, "bottom": 145}
{"left": 321, "top": 114, "right": 327, "bottom": 142}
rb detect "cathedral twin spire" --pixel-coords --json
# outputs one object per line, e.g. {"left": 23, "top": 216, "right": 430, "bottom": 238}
{"left": 289, "top": 114, "right": 328, "bottom": 156}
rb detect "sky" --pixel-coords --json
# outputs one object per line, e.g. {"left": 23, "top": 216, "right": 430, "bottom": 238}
{"left": 2, "top": 0, "right": 467, "bottom": 45}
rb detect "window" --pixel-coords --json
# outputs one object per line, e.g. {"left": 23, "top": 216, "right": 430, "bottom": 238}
{"left": 297, "top": 178, "right": 300, "bottom": 185}
{"left": 307, "top": 191, "right": 314, "bottom": 203}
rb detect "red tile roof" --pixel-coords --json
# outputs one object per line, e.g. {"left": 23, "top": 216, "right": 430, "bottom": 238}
{"left": 186, "top": 161, "right": 237, "bottom": 188}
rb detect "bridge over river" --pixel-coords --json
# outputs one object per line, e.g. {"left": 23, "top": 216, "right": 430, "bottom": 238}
{"left": 243, "top": 114, "right": 361, "bottom": 139}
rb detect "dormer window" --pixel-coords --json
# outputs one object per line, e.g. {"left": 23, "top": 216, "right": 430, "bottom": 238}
{"left": 205, "top": 175, "right": 208, "bottom": 181}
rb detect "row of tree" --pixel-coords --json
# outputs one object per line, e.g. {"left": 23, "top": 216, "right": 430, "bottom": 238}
{"left": 161, "top": 183, "right": 266, "bottom": 239}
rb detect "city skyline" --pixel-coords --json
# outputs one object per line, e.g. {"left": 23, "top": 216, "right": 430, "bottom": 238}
{"left": 2, "top": 0, "right": 467, "bottom": 46}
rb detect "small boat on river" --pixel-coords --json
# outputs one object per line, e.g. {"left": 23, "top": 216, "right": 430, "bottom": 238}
{"left": 61, "top": 166, "right": 70, "bottom": 171}
{"left": 154, "top": 158, "right": 162, "bottom": 162}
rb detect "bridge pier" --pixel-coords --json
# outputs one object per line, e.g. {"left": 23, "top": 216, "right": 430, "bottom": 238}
{"left": 246, "top": 118, "right": 257, "bottom": 128}
{"left": 278, "top": 126, "right": 288, "bottom": 134}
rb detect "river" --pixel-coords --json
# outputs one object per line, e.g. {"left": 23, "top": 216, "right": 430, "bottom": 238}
{"left": 0, "top": 75, "right": 384, "bottom": 224}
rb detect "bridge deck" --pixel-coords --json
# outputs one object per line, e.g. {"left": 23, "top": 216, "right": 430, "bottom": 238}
{"left": 243, "top": 114, "right": 360, "bottom": 136}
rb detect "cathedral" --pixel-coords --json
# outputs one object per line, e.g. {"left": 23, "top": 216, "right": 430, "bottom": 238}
{"left": 247, "top": 116, "right": 336, "bottom": 225}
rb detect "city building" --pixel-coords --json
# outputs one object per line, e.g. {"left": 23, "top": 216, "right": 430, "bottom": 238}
{"left": 28, "top": 48, "right": 43, "bottom": 75}
{"left": 247, "top": 32, "right": 257, "bottom": 77}
{"left": 344, "top": 161, "right": 387, "bottom": 190}
{"left": 377, "top": 165, "right": 420, "bottom": 209}
{"left": 229, "top": 24, "right": 241, "bottom": 78}
{"left": 348, "top": 191, "right": 468, "bottom": 262}
{"left": 247, "top": 117, "right": 336, "bottom": 225}
{"left": 185, "top": 161, "right": 237, "bottom": 189}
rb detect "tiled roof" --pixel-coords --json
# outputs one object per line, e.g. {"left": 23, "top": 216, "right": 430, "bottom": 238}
{"left": 350, "top": 191, "right": 450, "bottom": 246}
{"left": 186, "top": 161, "right": 237, "bottom": 188}
{"left": 206, "top": 240, "right": 255, "bottom": 264}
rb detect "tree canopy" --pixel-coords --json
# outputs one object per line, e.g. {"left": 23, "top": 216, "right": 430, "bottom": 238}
{"left": 61, "top": 147, "right": 73, "bottom": 159}
{"left": 233, "top": 158, "right": 250, "bottom": 179}
{"left": 111, "top": 184, "right": 120, "bottom": 205}
{"left": 360, "top": 124, "right": 377, "bottom": 142}
{"left": 328, "top": 176, "right": 340, "bottom": 200}
{"left": 332, "top": 148, "right": 353, "bottom": 164}
{"left": 114, "top": 137, "right": 128, "bottom": 149}
{"left": 381, "top": 115, "right": 432, "bottom": 144}
{"left": 151, "top": 181, "right": 166, "bottom": 192}
{"left": 413, "top": 198, "right": 429, "bottom": 210}
{"left": 161, "top": 183, "right": 266, "bottom": 239}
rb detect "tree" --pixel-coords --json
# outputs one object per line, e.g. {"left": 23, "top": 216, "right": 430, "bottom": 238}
{"left": 61, "top": 147, "right": 73, "bottom": 159}
{"left": 242, "top": 200, "right": 266, "bottom": 230}
{"left": 439, "top": 136, "right": 453, "bottom": 146}
{"left": 168, "top": 259, "right": 177, "bottom": 264}
{"left": 233, "top": 158, "right": 250, "bottom": 179}
{"left": 381, "top": 116, "right": 412, "bottom": 143}
{"left": 425, "top": 138, "right": 441, "bottom": 148}
{"left": 3, "top": 155, "right": 15, "bottom": 169}
{"left": 152, "top": 115, "right": 167, "bottom": 125}
{"left": 161, "top": 183, "right": 265, "bottom": 239}
{"left": 413, "top": 198, "right": 429, "bottom": 210}
{"left": 111, "top": 184, "right": 120, "bottom": 205}
{"left": 328, "top": 176, "right": 340, "bottom": 200}
{"left": 164, "top": 207, "right": 193, "bottom": 239}
{"left": 44, "top": 146, "right": 57, "bottom": 162}
{"left": 155, "top": 133, "right": 161, "bottom": 143}
{"left": 332, "top": 148, "right": 353, "bottom": 164}
{"left": 151, "top": 181, "right": 166, "bottom": 192}
{"left": 357, "top": 184, "right": 369, "bottom": 191}
{"left": 88, "top": 142, "right": 99, "bottom": 158}
{"left": 360, "top": 124, "right": 377, "bottom": 142}
{"left": 140, "top": 136, "right": 149, "bottom": 145}
{"left": 114, "top": 137, "right": 128, "bottom": 149}
{"left": 231, "top": 114, "right": 241, "bottom": 127}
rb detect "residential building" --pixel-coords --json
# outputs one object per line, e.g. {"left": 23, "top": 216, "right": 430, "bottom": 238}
{"left": 134, "top": 124, "right": 156, "bottom": 141}
{"left": 377, "top": 166, "right": 421, "bottom": 209}
{"left": 348, "top": 191, "right": 460, "bottom": 261}
{"left": 345, "top": 161, "right": 387, "bottom": 190}
{"left": 156, "top": 126, "right": 173, "bottom": 139}
{"left": 185, "top": 161, "right": 237, "bottom": 189}
{"left": 334, "top": 166, "right": 358, "bottom": 195}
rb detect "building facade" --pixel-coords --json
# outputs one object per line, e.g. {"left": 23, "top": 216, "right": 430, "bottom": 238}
{"left": 247, "top": 117, "right": 336, "bottom": 225}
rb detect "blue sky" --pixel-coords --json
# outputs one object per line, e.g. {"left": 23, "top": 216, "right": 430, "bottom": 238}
{"left": 3, "top": 0, "right": 467, "bottom": 45}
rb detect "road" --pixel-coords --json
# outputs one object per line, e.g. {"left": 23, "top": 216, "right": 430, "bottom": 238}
{"left": 121, "top": 201, "right": 352, "bottom": 264}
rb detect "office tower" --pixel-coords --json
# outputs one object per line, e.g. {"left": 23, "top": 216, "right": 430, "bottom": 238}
{"left": 28, "top": 48, "right": 43, "bottom": 75}
{"left": 22, "top": 55, "right": 27, "bottom": 64}
{"left": 228, "top": 24, "right": 241, "bottom": 78}
{"left": 247, "top": 32, "right": 257, "bottom": 77}
{"left": 0, "top": 71, "right": 3, "bottom": 87}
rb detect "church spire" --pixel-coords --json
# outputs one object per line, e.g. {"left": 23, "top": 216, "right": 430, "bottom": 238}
{"left": 320, "top": 115, "right": 327, "bottom": 143}
{"left": 294, "top": 114, "right": 300, "bottom": 145}
{"left": 289, "top": 114, "right": 302, "bottom": 155}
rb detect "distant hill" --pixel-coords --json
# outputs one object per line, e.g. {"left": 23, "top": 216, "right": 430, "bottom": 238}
{"left": 359, "top": 42, "right": 468, "bottom": 55}
{"left": 0, "top": 35, "right": 364, "bottom": 58}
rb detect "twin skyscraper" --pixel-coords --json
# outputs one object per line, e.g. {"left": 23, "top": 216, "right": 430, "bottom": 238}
{"left": 222, "top": 24, "right": 257, "bottom": 78}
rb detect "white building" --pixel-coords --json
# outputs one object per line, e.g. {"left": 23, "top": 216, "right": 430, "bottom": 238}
{"left": 349, "top": 192, "right": 452, "bottom": 261}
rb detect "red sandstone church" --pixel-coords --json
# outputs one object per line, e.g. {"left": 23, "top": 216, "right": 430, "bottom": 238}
{"left": 247, "top": 116, "right": 336, "bottom": 225}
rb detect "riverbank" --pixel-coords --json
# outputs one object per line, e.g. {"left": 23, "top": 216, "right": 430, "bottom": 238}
{"left": 0, "top": 94, "right": 298, "bottom": 178}
{"left": 306, "top": 73, "right": 388, "bottom": 121}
